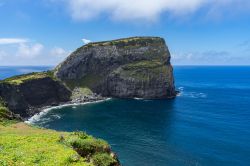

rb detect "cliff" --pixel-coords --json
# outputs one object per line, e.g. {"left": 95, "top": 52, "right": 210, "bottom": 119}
{"left": 0, "top": 36, "right": 176, "bottom": 119}
{"left": 55, "top": 37, "right": 176, "bottom": 99}
{"left": 0, "top": 72, "right": 71, "bottom": 118}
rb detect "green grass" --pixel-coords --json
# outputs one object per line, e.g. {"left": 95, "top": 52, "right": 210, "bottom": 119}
{"left": 0, "top": 123, "right": 90, "bottom": 166}
{"left": 115, "top": 60, "right": 168, "bottom": 81}
{"left": 1, "top": 71, "right": 55, "bottom": 85}
{"left": 65, "top": 132, "right": 111, "bottom": 157}
{"left": 0, "top": 107, "right": 18, "bottom": 126}
{"left": 65, "top": 74, "right": 103, "bottom": 90}
{"left": 71, "top": 87, "right": 93, "bottom": 101}
{"left": 0, "top": 98, "right": 19, "bottom": 125}
{"left": 122, "top": 60, "right": 164, "bottom": 70}
{"left": 92, "top": 153, "right": 117, "bottom": 166}
{"left": 73, "top": 36, "right": 165, "bottom": 54}
{"left": 0, "top": 124, "right": 118, "bottom": 166}
{"left": 85, "top": 36, "right": 164, "bottom": 47}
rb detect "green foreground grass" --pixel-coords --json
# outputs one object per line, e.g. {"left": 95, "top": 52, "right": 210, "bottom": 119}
{"left": 0, "top": 123, "right": 90, "bottom": 166}
{"left": 0, "top": 97, "right": 117, "bottom": 166}
{"left": 0, "top": 122, "right": 117, "bottom": 166}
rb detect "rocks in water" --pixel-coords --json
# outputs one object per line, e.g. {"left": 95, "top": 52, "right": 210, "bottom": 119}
{"left": 70, "top": 87, "right": 106, "bottom": 104}
{"left": 55, "top": 36, "right": 176, "bottom": 99}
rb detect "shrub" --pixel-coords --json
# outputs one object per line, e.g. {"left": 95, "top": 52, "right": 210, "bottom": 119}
{"left": 66, "top": 132, "right": 111, "bottom": 157}
{"left": 92, "top": 153, "right": 117, "bottom": 166}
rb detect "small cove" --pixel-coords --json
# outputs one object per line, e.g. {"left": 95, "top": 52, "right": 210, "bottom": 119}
{"left": 2, "top": 66, "right": 250, "bottom": 166}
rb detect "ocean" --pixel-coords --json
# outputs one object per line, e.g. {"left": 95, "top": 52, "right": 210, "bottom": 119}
{"left": 1, "top": 66, "right": 250, "bottom": 166}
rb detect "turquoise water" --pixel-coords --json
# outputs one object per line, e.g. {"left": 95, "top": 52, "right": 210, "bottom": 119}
{"left": 1, "top": 66, "right": 250, "bottom": 166}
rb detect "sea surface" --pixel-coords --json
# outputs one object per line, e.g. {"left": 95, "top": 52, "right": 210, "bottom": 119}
{"left": 1, "top": 66, "right": 250, "bottom": 166}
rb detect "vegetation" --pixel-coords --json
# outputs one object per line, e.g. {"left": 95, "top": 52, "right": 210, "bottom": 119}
{"left": 92, "top": 153, "right": 117, "bottom": 166}
{"left": 73, "top": 37, "right": 165, "bottom": 54}
{"left": 1, "top": 96, "right": 117, "bottom": 165}
{"left": 122, "top": 60, "right": 164, "bottom": 70}
{"left": 0, "top": 123, "right": 118, "bottom": 166}
{"left": 1, "top": 71, "right": 56, "bottom": 85}
{"left": 86, "top": 36, "right": 164, "bottom": 47}
{"left": 71, "top": 87, "right": 93, "bottom": 101}
{"left": 65, "top": 74, "right": 103, "bottom": 90}
{"left": 0, "top": 98, "right": 19, "bottom": 125}
{"left": 116, "top": 60, "right": 168, "bottom": 81}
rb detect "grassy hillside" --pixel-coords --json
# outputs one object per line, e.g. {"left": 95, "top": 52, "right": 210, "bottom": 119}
{"left": 0, "top": 108, "right": 118, "bottom": 166}
{"left": 0, "top": 71, "right": 55, "bottom": 85}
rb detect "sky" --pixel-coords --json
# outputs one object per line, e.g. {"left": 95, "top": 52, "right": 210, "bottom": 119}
{"left": 0, "top": 0, "right": 250, "bottom": 66}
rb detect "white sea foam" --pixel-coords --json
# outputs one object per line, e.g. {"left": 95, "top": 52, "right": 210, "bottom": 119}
{"left": 176, "top": 86, "right": 207, "bottom": 98}
{"left": 182, "top": 92, "right": 207, "bottom": 98}
{"left": 178, "top": 87, "right": 184, "bottom": 91}
{"left": 25, "top": 98, "right": 112, "bottom": 124}
{"left": 134, "top": 97, "right": 144, "bottom": 100}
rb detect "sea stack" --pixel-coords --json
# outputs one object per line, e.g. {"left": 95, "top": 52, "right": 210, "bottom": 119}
{"left": 55, "top": 37, "right": 176, "bottom": 99}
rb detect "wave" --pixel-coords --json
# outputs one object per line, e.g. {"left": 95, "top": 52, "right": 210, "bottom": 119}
{"left": 177, "top": 86, "right": 207, "bottom": 99}
{"left": 180, "top": 92, "right": 207, "bottom": 98}
{"left": 25, "top": 98, "right": 112, "bottom": 124}
{"left": 134, "top": 97, "right": 144, "bottom": 100}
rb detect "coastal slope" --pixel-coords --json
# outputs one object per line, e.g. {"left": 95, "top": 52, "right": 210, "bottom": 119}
{"left": 0, "top": 72, "right": 71, "bottom": 118}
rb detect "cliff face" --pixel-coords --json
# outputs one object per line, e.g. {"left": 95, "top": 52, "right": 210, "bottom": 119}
{"left": 0, "top": 72, "right": 71, "bottom": 118}
{"left": 55, "top": 37, "right": 176, "bottom": 99}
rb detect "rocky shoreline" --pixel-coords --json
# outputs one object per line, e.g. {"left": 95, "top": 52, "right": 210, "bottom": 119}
{"left": 25, "top": 92, "right": 109, "bottom": 122}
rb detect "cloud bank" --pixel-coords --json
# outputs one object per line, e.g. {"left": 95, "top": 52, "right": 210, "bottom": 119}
{"left": 0, "top": 38, "right": 28, "bottom": 45}
{"left": 61, "top": 0, "right": 250, "bottom": 22}
{"left": 0, "top": 38, "right": 71, "bottom": 66}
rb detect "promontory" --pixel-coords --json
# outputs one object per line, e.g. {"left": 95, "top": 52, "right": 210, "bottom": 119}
{"left": 0, "top": 36, "right": 176, "bottom": 119}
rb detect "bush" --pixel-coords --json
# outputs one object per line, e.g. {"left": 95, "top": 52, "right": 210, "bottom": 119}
{"left": 66, "top": 132, "right": 111, "bottom": 158}
{"left": 73, "top": 131, "right": 89, "bottom": 139}
{"left": 92, "top": 153, "right": 117, "bottom": 166}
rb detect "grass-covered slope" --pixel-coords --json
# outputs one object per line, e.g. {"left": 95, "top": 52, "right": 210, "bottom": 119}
{"left": 1, "top": 71, "right": 55, "bottom": 85}
{"left": 83, "top": 36, "right": 165, "bottom": 48}
{"left": 0, "top": 123, "right": 119, "bottom": 166}
{"left": 0, "top": 97, "right": 19, "bottom": 125}
{"left": 117, "top": 60, "right": 167, "bottom": 81}
{"left": 0, "top": 71, "right": 71, "bottom": 118}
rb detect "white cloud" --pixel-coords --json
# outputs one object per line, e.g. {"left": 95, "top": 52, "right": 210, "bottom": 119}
{"left": 60, "top": 0, "right": 250, "bottom": 22}
{"left": 81, "top": 38, "right": 91, "bottom": 44}
{"left": 50, "top": 47, "right": 71, "bottom": 57}
{"left": 0, "top": 38, "right": 72, "bottom": 65}
{"left": 16, "top": 43, "right": 44, "bottom": 58}
{"left": 171, "top": 50, "right": 232, "bottom": 65}
{"left": 0, "top": 38, "right": 28, "bottom": 45}
{"left": 0, "top": 50, "right": 7, "bottom": 60}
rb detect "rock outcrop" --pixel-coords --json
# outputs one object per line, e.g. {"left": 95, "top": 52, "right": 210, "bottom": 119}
{"left": 55, "top": 37, "right": 176, "bottom": 99}
{"left": 0, "top": 72, "right": 71, "bottom": 118}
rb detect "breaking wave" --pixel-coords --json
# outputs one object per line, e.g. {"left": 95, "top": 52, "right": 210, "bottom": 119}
{"left": 25, "top": 98, "right": 112, "bottom": 124}
{"left": 177, "top": 86, "right": 207, "bottom": 99}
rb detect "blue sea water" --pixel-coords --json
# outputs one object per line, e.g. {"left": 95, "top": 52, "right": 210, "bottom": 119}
{"left": 1, "top": 66, "right": 250, "bottom": 166}
{"left": 0, "top": 66, "right": 52, "bottom": 79}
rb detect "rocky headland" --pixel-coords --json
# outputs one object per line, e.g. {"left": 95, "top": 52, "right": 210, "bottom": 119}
{"left": 0, "top": 36, "right": 176, "bottom": 119}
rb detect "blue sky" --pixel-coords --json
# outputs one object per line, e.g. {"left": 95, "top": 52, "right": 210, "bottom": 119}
{"left": 0, "top": 0, "right": 250, "bottom": 66}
